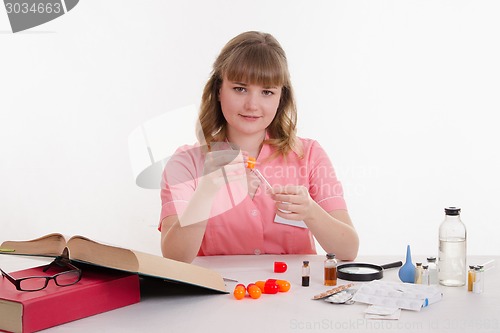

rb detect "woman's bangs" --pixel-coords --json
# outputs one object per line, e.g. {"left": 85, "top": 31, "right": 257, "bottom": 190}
{"left": 224, "top": 47, "right": 287, "bottom": 87}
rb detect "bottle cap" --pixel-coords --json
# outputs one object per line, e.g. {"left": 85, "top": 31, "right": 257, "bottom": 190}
{"left": 427, "top": 257, "right": 436, "bottom": 262}
{"left": 326, "top": 253, "right": 336, "bottom": 259}
{"left": 303, "top": 260, "right": 309, "bottom": 265}
{"left": 246, "top": 157, "right": 256, "bottom": 169}
{"left": 444, "top": 207, "right": 461, "bottom": 215}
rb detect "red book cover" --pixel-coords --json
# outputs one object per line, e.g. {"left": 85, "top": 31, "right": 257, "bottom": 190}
{"left": 0, "top": 264, "right": 140, "bottom": 333}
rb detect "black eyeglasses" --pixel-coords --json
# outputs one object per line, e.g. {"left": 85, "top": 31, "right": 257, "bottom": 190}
{"left": 0, "top": 247, "right": 82, "bottom": 292}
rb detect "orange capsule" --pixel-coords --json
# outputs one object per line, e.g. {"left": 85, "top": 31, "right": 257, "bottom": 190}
{"left": 255, "top": 280, "right": 266, "bottom": 292}
{"left": 247, "top": 283, "right": 262, "bottom": 299}
{"left": 276, "top": 280, "right": 291, "bottom": 292}
{"left": 233, "top": 284, "right": 246, "bottom": 300}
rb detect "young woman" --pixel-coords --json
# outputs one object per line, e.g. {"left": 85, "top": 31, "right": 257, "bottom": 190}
{"left": 159, "top": 31, "right": 358, "bottom": 263}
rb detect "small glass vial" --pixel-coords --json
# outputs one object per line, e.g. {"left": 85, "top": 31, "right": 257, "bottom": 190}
{"left": 422, "top": 265, "right": 429, "bottom": 285}
{"left": 414, "top": 262, "right": 423, "bottom": 284}
{"left": 478, "top": 265, "right": 485, "bottom": 293}
{"left": 473, "top": 265, "right": 484, "bottom": 294}
{"left": 324, "top": 253, "right": 337, "bottom": 286}
{"left": 427, "top": 257, "right": 438, "bottom": 285}
{"left": 302, "top": 261, "right": 310, "bottom": 287}
{"left": 467, "top": 265, "right": 476, "bottom": 292}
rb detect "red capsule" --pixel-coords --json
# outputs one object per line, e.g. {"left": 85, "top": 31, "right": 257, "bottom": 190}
{"left": 264, "top": 279, "right": 279, "bottom": 294}
{"left": 274, "top": 261, "right": 288, "bottom": 273}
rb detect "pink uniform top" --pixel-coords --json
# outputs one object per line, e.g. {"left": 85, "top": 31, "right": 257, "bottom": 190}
{"left": 159, "top": 137, "right": 347, "bottom": 256}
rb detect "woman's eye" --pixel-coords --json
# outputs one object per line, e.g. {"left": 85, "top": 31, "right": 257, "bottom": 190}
{"left": 262, "top": 90, "right": 274, "bottom": 96}
{"left": 234, "top": 87, "right": 246, "bottom": 93}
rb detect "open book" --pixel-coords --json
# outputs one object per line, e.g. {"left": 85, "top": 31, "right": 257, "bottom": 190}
{"left": 0, "top": 233, "right": 227, "bottom": 293}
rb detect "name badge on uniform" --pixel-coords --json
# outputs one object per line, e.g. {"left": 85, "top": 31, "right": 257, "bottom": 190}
{"left": 274, "top": 214, "right": 308, "bottom": 229}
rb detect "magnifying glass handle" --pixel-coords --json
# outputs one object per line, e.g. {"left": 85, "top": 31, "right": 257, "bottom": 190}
{"left": 381, "top": 261, "right": 403, "bottom": 270}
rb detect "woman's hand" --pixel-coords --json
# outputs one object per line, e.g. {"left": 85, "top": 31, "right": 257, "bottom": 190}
{"left": 272, "top": 185, "right": 314, "bottom": 221}
{"left": 200, "top": 148, "right": 247, "bottom": 191}
{"left": 272, "top": 185, "right": 359, "bottom": 260}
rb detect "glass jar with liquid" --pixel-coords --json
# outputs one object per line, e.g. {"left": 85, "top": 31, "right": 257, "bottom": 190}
{"left": 438, "top": 207, "right": 467, "bottom": 286}
{"left": 324, "top": 253, "right": 337, "bottom": 286}
{"left": 414, "top": 262, "right": 423, "bottom": 284}
{"left": 473, "top": 265, "right": 484, "bottom": 294}
{"left": 302, "top": 261, "right": 310, "bottom": 287}
{"left": 426, "top": 257, "right": 438, "bottom": 285}
{"left": 467, "top": 265, "right": 475, "bottom": 292}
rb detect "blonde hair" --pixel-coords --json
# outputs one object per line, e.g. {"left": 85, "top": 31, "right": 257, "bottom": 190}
{"left": 197, "top": 31, "right": 302, "bottom": 158}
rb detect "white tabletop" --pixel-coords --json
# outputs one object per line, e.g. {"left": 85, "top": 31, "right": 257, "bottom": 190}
{"left": 1, "top": 254, "right": 499, "bottom": 332}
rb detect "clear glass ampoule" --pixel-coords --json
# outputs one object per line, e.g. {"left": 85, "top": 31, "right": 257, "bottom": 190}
{"left": 246, "top": 157, "right": 272, "bottom": 191}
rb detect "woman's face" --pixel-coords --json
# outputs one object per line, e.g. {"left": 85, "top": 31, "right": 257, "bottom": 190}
{"left": 219, "top": 76, "right": 282, "bottom": 139}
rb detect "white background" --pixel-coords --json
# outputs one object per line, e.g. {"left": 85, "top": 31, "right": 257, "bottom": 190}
{"left": 1, "top": 0, "right": 499, "bottom": 258}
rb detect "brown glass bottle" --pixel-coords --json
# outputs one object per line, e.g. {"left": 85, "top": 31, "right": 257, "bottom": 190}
{"left": 324, "top": 253, "right": 337, "bottom": 286}
{"left": 302, "top": 261, "right": 310, "bottom": 287}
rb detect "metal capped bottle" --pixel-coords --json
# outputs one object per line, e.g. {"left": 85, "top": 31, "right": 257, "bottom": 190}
{"left": 426, "top": 257, "right": 438, "bottom": 285}
{"left": 324, "top": 253, "right": 337, "bottom": 286}
{"left": 302, "top": 261, "right": 310, "bottom": 287}
{"left": 438, "top": 207, "right": 467, "bottom": 286}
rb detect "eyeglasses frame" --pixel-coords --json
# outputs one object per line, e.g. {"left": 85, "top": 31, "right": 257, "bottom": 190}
{"left": 0, "top": 247, "right": 82, "bottom": 292}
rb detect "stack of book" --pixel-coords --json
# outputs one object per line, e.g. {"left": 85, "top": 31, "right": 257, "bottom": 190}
{"left": 0, "top": 233, "right": 227, "bottom": 333}
{"left": 0, "top": 265, "right": 140, "bottom": 333}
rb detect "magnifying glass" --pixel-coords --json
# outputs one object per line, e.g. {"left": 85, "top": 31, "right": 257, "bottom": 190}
{"left": 337, "top": 261, "right": 402, "bottom": 281}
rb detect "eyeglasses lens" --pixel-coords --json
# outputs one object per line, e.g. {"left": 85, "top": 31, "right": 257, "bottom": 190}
{"left": 19, "top": 277, "right": 48, "bottom": 291}
{"left": 55, "top": 270, "right": 81, "bottom": 286}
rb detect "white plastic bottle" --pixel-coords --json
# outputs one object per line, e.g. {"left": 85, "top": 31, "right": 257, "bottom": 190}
{"left": 438, "top": 207, "right": 467, "bottom": 286}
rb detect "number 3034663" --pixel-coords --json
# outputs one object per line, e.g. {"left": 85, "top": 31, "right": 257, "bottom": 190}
{"left": 5, "top": 2, "right": 62, "bottom": 14}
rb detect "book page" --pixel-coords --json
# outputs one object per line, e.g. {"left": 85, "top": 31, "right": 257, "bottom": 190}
{"left": 134, "top": 251, "right": 227, "bottom": 292}
{"left": 68, "top": 236, "right": 226, "bottom": 292}
{"left": 67, "top": 236, "right": 139, "bottom": 272}
{"left": 0, "top": 233, "right": 67, "bottom": 257}
{"left": 0, "top": 300, "right": 23, "bottom": 333}
{"left": 2, "top": 234, "right": 228, "bottom": 293}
